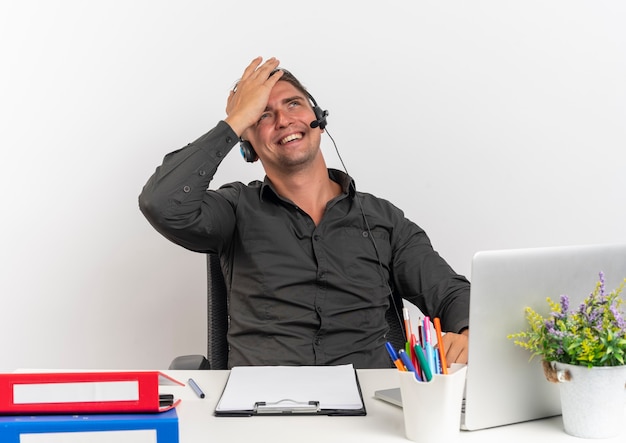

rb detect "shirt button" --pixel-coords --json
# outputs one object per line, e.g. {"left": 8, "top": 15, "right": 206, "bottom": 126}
{"left": 226, "top": 136, "right": 233, "bottom": 143}
{"left": 183, "top": 185, "right": 191, "bottom": 193}
{"left": 216, "top": 151, "right": 223, "bottom": 158}
{"left": 316, "top": 306, "right": 322, "bottom": 313}
{"left": 198, "top": 170, "right": 206, "bottom": 176}
{"left": 362, "top": 231, "right": 369, "bottom": 238}
{"left": 315, "top": 338, "right": 321, "bottom": 346}
{"left": 313, "top": 234, "right": 321, "bottom": 241}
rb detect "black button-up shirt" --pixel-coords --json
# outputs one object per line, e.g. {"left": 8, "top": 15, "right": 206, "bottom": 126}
{"left": 139, "top": 121, "right": 470, "bottom": 368}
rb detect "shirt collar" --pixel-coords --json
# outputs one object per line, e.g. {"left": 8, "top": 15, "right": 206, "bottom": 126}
{"left": 260, "top": 168, "right": 356, "bottom": 201}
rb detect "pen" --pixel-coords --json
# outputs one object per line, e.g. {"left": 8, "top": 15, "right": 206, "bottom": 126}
{"left": 399, "top": 349, "right": 423, "bottom": 382}
{"left": 188, "top": 378, "right": 205, "bottom": 399}
{"left": 434, "top": 349, "right": 441, "bottom": 375}
{"left": 385, "top": 341, "right": 406, "bottom": 371}
{"left": 413, "top": 344, "right": 433, "bottom": 381}
{"left": 410, "top": 334, "right": 420, "bottom": 371}
{"left": 423, "top": 317, "right": 437, "bottom": 375}
{"left": 433, "top": 317, "right": 448, "bottom": 374}
{"left": 417, "top": 323, "right": 423, "bottom": 350}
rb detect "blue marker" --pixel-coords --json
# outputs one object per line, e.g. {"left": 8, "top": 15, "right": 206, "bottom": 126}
{"left": 399, "top": 350, "right": 423, "bottom": 382}
{"left": 385, "top": 342, "right": 405, "bottom": 371}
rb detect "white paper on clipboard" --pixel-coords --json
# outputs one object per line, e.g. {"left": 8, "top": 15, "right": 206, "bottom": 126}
{"left": 215, "top": 364, "right": 364, "bottom": 415}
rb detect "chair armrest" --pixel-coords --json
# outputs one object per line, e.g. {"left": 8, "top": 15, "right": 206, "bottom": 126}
{"left": 168, "top": 354, "right": 211, "bottom": 370}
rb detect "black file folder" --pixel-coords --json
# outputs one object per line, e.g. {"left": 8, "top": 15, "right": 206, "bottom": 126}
{"left": 214, "top": 365, "right": 367, "bottom": 417}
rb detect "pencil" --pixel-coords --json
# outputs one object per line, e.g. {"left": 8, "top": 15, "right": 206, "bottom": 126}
{"left": 402, "top": 307, "right": 412, "bottom": 342}
{"left": 433, "top": 317, "right": 448, "bottom": 374}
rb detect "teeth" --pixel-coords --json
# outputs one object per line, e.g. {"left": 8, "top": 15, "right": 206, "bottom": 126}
{"left": 281, "top": 134, "right": 301, "bottom": 144}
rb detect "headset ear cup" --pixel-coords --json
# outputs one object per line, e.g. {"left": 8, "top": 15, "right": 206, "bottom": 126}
{"left": 239, "top": 140, "right": 258, "bottom": 163}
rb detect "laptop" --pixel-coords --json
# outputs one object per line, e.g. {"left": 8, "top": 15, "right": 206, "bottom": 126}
{"left": 375, "top": 243, "right": 626, "bottom": 430}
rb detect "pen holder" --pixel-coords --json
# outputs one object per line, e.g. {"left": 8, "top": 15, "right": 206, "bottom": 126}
{"left": 398, "top": 363, "right": 467, "bottom": 442}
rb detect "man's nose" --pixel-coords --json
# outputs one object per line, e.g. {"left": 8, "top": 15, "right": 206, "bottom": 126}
{"left": 274, "top": 110, "right": 292, "bottom": 128}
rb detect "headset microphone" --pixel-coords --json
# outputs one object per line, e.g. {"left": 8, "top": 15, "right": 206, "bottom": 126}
{"left": 308, "top": 93, "right": 328, "bottom": 130}
{"left": 309, "top": 108, "right": 329, "bottom": 129}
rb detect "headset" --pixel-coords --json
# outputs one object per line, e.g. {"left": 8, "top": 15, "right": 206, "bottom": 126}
{"left": 239, "top": 91, "right": 328, "bottom": 163}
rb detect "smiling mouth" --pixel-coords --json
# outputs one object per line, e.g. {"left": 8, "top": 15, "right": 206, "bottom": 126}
{"left": 280, "top": 133, "right": 303, "bottom": 145}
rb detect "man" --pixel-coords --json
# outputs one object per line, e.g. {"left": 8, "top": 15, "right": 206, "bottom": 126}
{"left": 139, "top": 56, "right": 470, "bottom": 369}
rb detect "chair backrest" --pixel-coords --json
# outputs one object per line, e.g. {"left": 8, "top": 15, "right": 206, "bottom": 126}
{"left": 206, "top": 254, "right": 229, "bottom": 369}
{"left": 205, "top": 254, "right": 406, "bottom": 369}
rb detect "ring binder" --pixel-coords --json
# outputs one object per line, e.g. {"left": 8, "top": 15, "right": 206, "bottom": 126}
{"left": 0, "top": 371, "right": 184, "bottom": 414}
{"left": 254, "top": 400, "right": 320, "bottom": 414}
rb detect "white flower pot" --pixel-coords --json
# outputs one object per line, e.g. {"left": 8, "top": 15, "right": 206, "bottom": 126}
{"left": 554, "top": 362, "right": 626, "bottom": 439}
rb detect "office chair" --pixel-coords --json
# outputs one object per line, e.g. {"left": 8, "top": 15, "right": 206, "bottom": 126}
{"left": 169, "top": 254, "right": 228, "bottom": 370}
{"left": 169, "top": 254, "right": 407, "bottom": 370}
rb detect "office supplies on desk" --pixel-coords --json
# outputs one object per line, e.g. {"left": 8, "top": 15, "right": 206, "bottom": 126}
{"left": 187, "top": 378, "right": 205, "bottom": 399}
{"left": 433, "top": 317, "right": 448, "bottom": 374}
{"left": 402, "top": 307, "right": 412, "bottom": 341}
{"left": 399, "top": 364, "right": 467, "bottom": 442}
{"left": 159, "top": 394, "right": 175, "bottom": 407}
{"left": 214, "top": 365, "right": 366, "bottom": 416}
{"left": 0, "top": 371, "right": 184, "bottom": 414}
{"left": 374, "top": 243, "right": 626, "bottom": 431}
{"left": 422, "top": 316, "right": 437, "bottom": 375}
{"left": 0, "top": 408, "right": 179, "bottom": 443}
{"left": 398, "top": 350, "right": 422, "bottom": 382}
{"left": 413, "top": 344, "right": 432, "bottom": 381}
{"left": 385, "top": 342, "right": 405, "bottom": 371}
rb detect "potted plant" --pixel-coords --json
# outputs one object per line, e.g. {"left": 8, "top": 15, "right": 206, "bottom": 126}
{"left": 508, "top": 271, "right": 626, "bottom": 439}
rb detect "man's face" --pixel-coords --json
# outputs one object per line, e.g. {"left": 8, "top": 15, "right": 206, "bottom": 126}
{"left": 244, "top": 81, "right": 322, "bottom": 170}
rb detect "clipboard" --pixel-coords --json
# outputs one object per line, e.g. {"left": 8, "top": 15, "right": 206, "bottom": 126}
{"left": 214, "top": 364, "right": 367, "bottom": 417}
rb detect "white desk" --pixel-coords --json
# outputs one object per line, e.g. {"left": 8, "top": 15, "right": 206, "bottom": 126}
{"left": 168, "top": 369, "right": 625, "bottom": 442}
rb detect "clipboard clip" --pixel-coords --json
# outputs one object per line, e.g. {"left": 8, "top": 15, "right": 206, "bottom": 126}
{"left": 254, "top": 399, "right": 321, "bottom": 414}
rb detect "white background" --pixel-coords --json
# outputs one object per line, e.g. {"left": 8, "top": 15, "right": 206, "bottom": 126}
{"left": 1, "top": 1, "right": 624, "bottom": 371}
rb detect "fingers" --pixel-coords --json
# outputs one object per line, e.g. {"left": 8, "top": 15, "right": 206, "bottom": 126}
{"left": 440, "top": 332, "right": 469, "bottom": 365}
{"left": 234, "top": 57, "right": 281, "bottom": 95}
{"left": 224, "top": 57, "right": 283, "bottom": 136}
{"left": 240, "top": 56, "right": 281, "bottom": 84}
{"left": 239, "top": 56, "right": 264, "bottom": 82}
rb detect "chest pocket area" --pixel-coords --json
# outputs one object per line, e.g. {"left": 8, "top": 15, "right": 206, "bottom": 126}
{"left": 335, "top": 226, "right": 392, "bottom": 283}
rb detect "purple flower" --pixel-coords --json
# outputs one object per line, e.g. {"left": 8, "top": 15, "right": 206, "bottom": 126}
{"left": 556, "top": 346, "right": 564, "bottom": 355}
{"left": 610, "top": 302, "right": 626, "bottom": 331}
{"left": 544, "top": 318, "right": 565, "bottom": 339}
{"left": 559, "top": 294, "right": 569, "bottom": 315}
{"left": 599, "top": 271, "right": 605, "bottom": 296}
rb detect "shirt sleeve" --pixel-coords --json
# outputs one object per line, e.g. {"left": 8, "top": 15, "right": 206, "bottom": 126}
{"left": 138, "top": 121, "right": 240, "bottom": 253}
{"left": 389, "top": 208, "right": 471, "bottom": 334}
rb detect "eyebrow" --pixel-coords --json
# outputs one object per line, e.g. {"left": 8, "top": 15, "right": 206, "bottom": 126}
{"left": 263, "top": 95, "right": 306, "bottom": 112}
